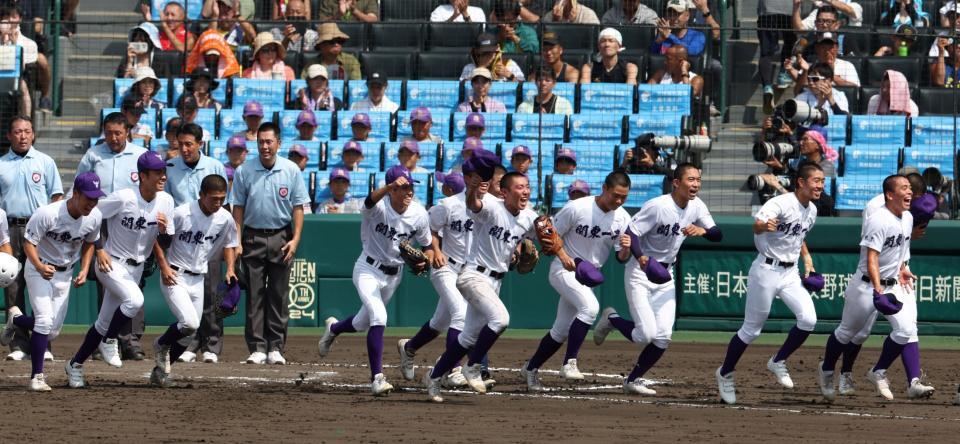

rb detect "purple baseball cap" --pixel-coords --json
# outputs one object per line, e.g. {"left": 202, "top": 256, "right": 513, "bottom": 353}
{"left": 227, "top": 135, "right": 247, "bottom": 150}
{"left": 351, "top": 113, "right": 371, "bottom": 128}
{"left": 462, "top": 148, "right": 500, "bottom": 181}
{"left": 329, "top": 167, "right": 350, "bottom": 182}
{"left": 410, "top": 107, "right": 432, "bottom": 123}
{"left": 567, "top": 180, "right": 591, "bottom": 197}
{"left": 73, "top": 171, "right": 107, "bottom": 199}
{"left": 385, "top": 165, "right": 419, "bottom": 185}
{"left": 462, "top": 137, "right": 483, "bottom": 153}
{"left": 443, "top": 172, "right": 465, "bottom": 194}
{"left": 910, "top": 192, "right": 937, "bottom": 227}
{"left": 556, "top": 147, "right": 577, "bottom": 163}
{"left": 216, "top": 279, "right": 242, "bottom": 316}
{"left": 242, "top": 100, "right": 264, "bottom": 117}
{"left": 137, "top": 151, "right": 167, "bottom": 172}
{"left": 574, "top": 258, "right": 605, "bottom": 287}
{"left": 643, "top": 259, "right": 672, "bottom": 284}
{"left": 399, "top": 140, "right": 420, "bottom": 155}
{"left": 511, "top": 145, "right": 531, "bottom": 158}
{"left": 802, "top": 272, "right": 825, "bottom": 293}
{"left": 466, "top": 112, "right": 485, "bottom": 128}
{"left": 873, "top": 290, "right": 903, "bottom": 315}
{"left": 288, "top": 144, "right": 309, "bottom": 159}
{"left": 296, "top": 110, "right": 317, "bottom": 127}
{"left": 343, "top": 140, "right": 363, "bottom": 154}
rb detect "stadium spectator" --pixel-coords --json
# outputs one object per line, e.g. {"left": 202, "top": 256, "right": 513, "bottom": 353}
{"left": 509, "top": 145, "right": 532, "bottom": 175}
{"left": 795, "top": 127, "right": 837, "bottom": 178}
{"left": 567, "top": 180, "right": 591, "bottom": 201}
{"left": 537, "top": 32, "right": 579, "bottom": 82}
{"left": 555, "top": 147, "right": 577, "bottom": 174}
{"left": 403, "top": 107, "right": 443, "bottom": 144}
{"left": 349, "top": 113, "right": 372, "bottom": 141}
{"left": 940, "top": 1, "right": 959, "bottom": 27}
{"left": 201, "top": 0, "right": 255, "bottom": 21}
{"left": 119, "top": 96, "right": 153, "bottom": 146}
{"left": 160, "top": 117, "right": 183, "bottom": 160}
{"left": 492, "top": 0, "right": 538, "bottom": 54}
{"left": 224, "top": 134, "right": 248, "bottom": 183}
{"left": 866, "top": 70, "right": 919, "bottom": 116}
{"left": 287, "top": 143, "right": 310, "bottom": 174}
{"left": 648, "top": 44, "right": 704, "bottom": 98}
{"left": 243, "top": 32, "right": 295, "bottom": 80}
{"left": 125, "top": 67, "right": 166, "bottom": 110}
{"left": 517, "top": 67, "right": 574, "bottom": 114}
{"left": 431, "top": 0, "right": 487, "bottom": 22}
{"left": 203, "top": 0, "right": 256, "bottom": 48}
{"left": 755, "top": 0, "right": 798, "bottom": 112}
{"left": 620, "top": 143, "right": 671, "bottom": 174}
{"left": 510, "top": 0, "right": 548, "bottom": 22}
{"left": 311, "top": 23, "right": 361, "bottom": 80}
{"left": 602, "top": 0, "right": 657, "bottom": 25}
{"left": 449, "top": 137, "right": 483, "bottom": 173}
{"left": 464, "top": 112, "right": 485, "bottom": 139}
{"left": 792, "top": 62, "right": 850, "bottom": 115}
{"left": 294, "top": 64, "right": 345, "bottom": 111}
{"left": 460, "top": 33, "right": 525, "bottom": 81}
{"left": 879, "top": 0, "right": 930, "bottom": 28}
{"left": 330, "top": 140, "right": 366, "bottom": 172}
{"left": 295, "top": 110, "right": 319, "bottom": 141}
{"left": 788, "top": 31, "right": 860, "bottom": 97}
{"left": 317, "top": 0, "right": 379, "bottom": 21}
{"left": 931, "top": 34, "right": 960, "bottom": 86}
{"left": 690, "top": 0, "right": 722, "bottom": 41}
{"left": 269, "top": 0, "right": 317, "bottom": 53}
{"left": 184, "top": 67, "right": 223, "bottom": 111}
{"left": 458, "top": 68, "right": 508, "bottom": 113}
{"left": 650, "top": 0, "right": 705, "bottom": 56}
{"left": 317, "top": 168, "right": 363, "bottom": 214}
{"left": 269, "top": 0, "right": 305, "bottom": 19}
{"left": 397, "top": 140, "right": 429, "bottom": 173}
{"left": 874, "top": 24, "right": 919, "bottom": 56}
{"left": 581, "top": 28, "right": 638, "bottom": 84}
{"left": 543, "top": 0, "right": 600, "bottom": 23}
{"left": 175, "top": 96, "right": 213, "bottom": 141}
{"left": 118, "top": 22, "right": 162, "bottom": 78}
{"left": 187, "top": 29, "right": 242, "bottom": 78}
{"left": 240, "top": 100, "right": 264, "bottom": 141}
{"left": 793, "top": 0, "right": 863, "bottom": 29}
{"left": 350, "top": 71, "right": 399, "bottom": 112}
{"left": 157, "top": 1, "right": 195, "bottom": 52}
{"left": 922, "top": 167, "right": 952, "bottom": 218}
{"left": 0, "top": 4, "right": 52, "bottom": 111}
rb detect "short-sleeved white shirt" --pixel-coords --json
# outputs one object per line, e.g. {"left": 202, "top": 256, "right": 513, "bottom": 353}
{"left": 754, "top": 193, "right": 817, "bottom": 263}
{"left": 167, "top": 200, "right": 239, "bottom": 274}
{"left": 360, "top": 196, "right": 431, "bottom": 266}
{"left": 24, "top": 200, "right": 102, "bottom": 266}
{"left": 429, "top": 192, "right": 474, "bottom": 264}
{"left": 97, "top": 188, "right": 176, "bottom": 262}
{"left": 430, "top": 4, "right": 487, "bottom": 22}
{"left": 858, "top": 206, "right": 912, "bottom": 279}
{"left": 465, "top": 195, "right": 538, "bottom": 273}
{"left": 627, "top": 194, "right": 716, "bottom": 264}
{"left": 551, "top": 196, "right": 631, "bottom": 267}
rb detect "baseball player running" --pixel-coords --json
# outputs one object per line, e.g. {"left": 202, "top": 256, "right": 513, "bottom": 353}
{"left": 65, "top": 152, "right": 175, "bottom": 388}
{"left": 151, "top": 174, "right": 238, "bottom": 386}
{"left": 817, "top": 174, "right": 934, "bottom": 401}
{"left": 396, "top": 173, "right": 470, "bottom": 387}
{"left": 593, "top": 164, "right": 722, "bottom": 396}
{"left": 317, "top": 165, "right": 433, "bottom": 396}
{"left": 521, "top": 171, "right": 632, "bottom": 391}
{"left": 422, "top": 150, "right": 543, "bottom": 403}
{"left": 715, "top": 162, "right": 825, "bottom": 405}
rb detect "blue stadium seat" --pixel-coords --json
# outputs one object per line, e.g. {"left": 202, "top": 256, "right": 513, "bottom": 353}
{"left": 231, "top": 79, "right": 288, "bottom": 109}
{"left": 834, "top": 175, "right": 884, "bottom": 211}
{"left": 520, "top": 82, "right": 575, "bottom": 109}
{"left": 626, "top": 113, "right": 683, "bottom": 141}
{"left": 822, "top": 115, "right": 849, "bottom": 147}
{"left": 396, "top": 108, "right": 451, "bottom": 142}
{"left": 160, "top": 108, "right": 216, "bottom": 138}
{"left": 625, "top": 174, "right": 667, "bottom": 208}
{"left": 903, "top": 145, "right": 956, "bottom": 178}
{"left": 439, "top": 139, "right": 506, "bottom": 172}
{"left": 560, "top": 143, "right": 617, "bottom": 174}
{"left": 207, "top": 139, "right": 258, "bottom": 164}
{"left": 372, "top": 172, "right": 431, "bottom": 206}
{"left": 315, "top": 170, "right": 372, "bottom": 203}
{"left": 405, "top": 80, "right": 463, "bottom": 110}
{"left": 218, "top": 106, "right": 281, "bottom": 139}
{"left": 334, "top": 110, "right": 392, "bottom": 141}
{"left": 841, "top": 145, "right": 901, "bottom": 175}
{"left": 569, "top": 113, "right": 625, "bottom": 144}
{"left": 578, "top": 83, "right": 634, "bottom": 114}
{"left": 464, "top": 82, "right": 520, "bottom": 111}
{"left": 910, "top": 116, "right": 957, "bottom": 147}
{"left": 148, "top": 0, "right": 203, "bottom": 20}
{"left": 850, "top": 115, "right": 907, "bottom": 146}
{"left": 510, "top": 113, "right": 566, "bottom": 141}
{"left": 171, "top": 78, "right": 228, "bottom": 107}
{"left": 114, "top": 77, "right": 169, "bottom": 107}
{"left": 451, "top": 112, "right": 508, "bottom": 142}
{"left": 278, "top": 141, "right": 322, "bottom": 171}
{"left": 278, "top": 110, "right": 333, "bottom": 141}
{"left": 290, "top": 79, "right": 345, "bottom": 106}
{"left": 343, "top": 79, "right": 399, "bottom": 109}
{"left": 326, "top": 141, "right": 382, "bottom": 172}
{"left": 101, "top": 108, "right": 157, "bottom": 137}
{"left": 384, "top": 141, "right": 442, "bottom": 172}
{"left": 637, "top": 84, "right": 691, "bottom": 115}
{"left": 549, "top": 172, "right": 608, "bottom": 210}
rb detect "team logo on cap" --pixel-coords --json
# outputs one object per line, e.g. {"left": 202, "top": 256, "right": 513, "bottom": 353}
{"left": 279, "top": 186, "right": 289, "bottom": 198}
{"left": 131, "top": 172, "right": 139, "bottom": 182}
{"left": 31, "top": 172, "right": 41, "bottom": 183}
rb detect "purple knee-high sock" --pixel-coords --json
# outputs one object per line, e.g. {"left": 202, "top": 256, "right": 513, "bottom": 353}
{"left": 405, "top": 322, "right": 440, "bottom": 353}
{"left": 840, "top": 343, "right": 863, "bottom": 373}
{"left": 467, "top": 326, "right": 501, "bottom": 365}
{"left": 104, "top": 307, "right": 131, "bottom": 340}
{"left": 12, "top": 314, "right": 34, "bottom": 330}
{"left": 157, "top": 322, "right": 184, "bottom": 346}
{"left": 445, "top": 328, "right": 461, "bottom": 351}
{"left": 627, "top": 343, "right": 666, "bottom": 382}
{"left": 430, "top": 339, "right": 469, "bottom": 379}
{"left": 773, "top": 326, "right": 811, "bottom": 363}
{"left": 899, "top": 342, "right": 922, "bottom": 383}
{"left": 367, "top": 325, "right": 385, "bottom": 380}
{"left": 30, "top": 332, "right": 48, "bottom": 377}
{"left": 169, "top": 341, "right": 188, "bottom": 364}
{"left": 526, "top": 333, "right": 563, "bottom": 370}
{"left": 71, "top": 325, "right": 104, "bottom": 365}
{"left": 563, "top": 319, "right": 591, "bottom": 363}
{"left": 872, "top": 336, "right": 905, "bottom": 372}
{"left": 821, "top": 332, "right": 845, "bottom": 372}
{"left": 330, "top": 315, "right": 357, "bottom": 335}
{"left": 719, "top": 334, "right": 748, "bottom": 376}
{"left": 609, "top": 315, "right": 635, "bottom": 341}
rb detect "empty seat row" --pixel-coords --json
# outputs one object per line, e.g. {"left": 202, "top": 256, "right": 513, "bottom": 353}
{"left": 837, "top": 144, "right": 956, "bottom": 178}
{"left": 820, "top": 114, "right": 960, "bottom": 148}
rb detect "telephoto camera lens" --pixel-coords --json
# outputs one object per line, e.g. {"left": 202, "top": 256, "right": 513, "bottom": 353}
{"left": 752, "top": 141, "right": 795, "bottom": 162}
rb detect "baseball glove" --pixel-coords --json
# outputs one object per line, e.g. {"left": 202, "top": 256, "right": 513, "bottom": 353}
{"left": 399, "top": 240, "right": 429, "bottom": 276}
{"left": 515, "top": 239, "right": 539, "bottom": 274}
{"left": 214, "top": 279, "right": 241, "bottom": 319}
{"left": 534, "top": 216, "right": 563, "bottom": 256}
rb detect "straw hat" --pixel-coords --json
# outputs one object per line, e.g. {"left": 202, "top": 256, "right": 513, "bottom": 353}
{"left": 131, "top": 66, "right": 161, "bottom": 96}
{"left": 316, "top": 22, "right": 350, "bottom": 45}
{"left": 252, "top": 32, "right": 286, "bottom": 61}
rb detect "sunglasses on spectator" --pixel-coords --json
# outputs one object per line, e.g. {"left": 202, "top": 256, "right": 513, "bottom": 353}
{"left": 815, "top": 19, "right": 837, "bottom": 25}
{"left": 324, "top": 39, "right": 346, "bottom": 46}
{"left": 807, "top": 75, "right": 826, "bottom": 82}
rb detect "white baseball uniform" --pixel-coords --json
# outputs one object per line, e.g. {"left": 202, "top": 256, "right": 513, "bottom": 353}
{"left": 23, "top": 201, "right": 102, "bottom": 338}
{"left": 349, "top": 196, "right": 431, "bottom": 332}
{"left": 624, "top": 194, "right": 716, "bottom": 348}
{"left": 848, "top": 193, "right": 887, "bottom": 344}
{"left": 547, "top": 197, "right": 631, "bottom": 342}
{"left": 316, "top": 197, "right": 364, "bottom": 214}
{"left": 736, "top": 193, "right": 818, "bottom": 344}
{"left": 456, "top": 195, "right": 538, "bottom": 348}
{"left": 426, "top": 192, "right": 472, "bottom": 333}
{"left": 93, "top": 188, "right": 175, "bottom": 335}
{"left": 160, "top": 201, "right": 239, "bottom": 334}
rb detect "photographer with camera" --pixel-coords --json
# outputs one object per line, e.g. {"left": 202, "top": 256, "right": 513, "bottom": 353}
{"left": 751, "top": 120, "right": 836, "bottom": 214}
{"left": 621, "top": 133, "right": 711, "bottom": 174}
{"left": 269, "top": 0, "right": 317, "bottom": 54}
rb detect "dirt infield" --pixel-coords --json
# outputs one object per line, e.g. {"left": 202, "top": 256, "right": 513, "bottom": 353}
{"left": 2, "top": 333, "right": 959, "bottom": 442}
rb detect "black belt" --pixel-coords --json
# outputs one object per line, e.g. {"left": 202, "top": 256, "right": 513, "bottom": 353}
{"left": 475, "top": 265, "right": 506, "bottom": 280}
{"left": 448, "top": 258, "right": 457, "bottom": 265}
{"left": 41, "top": 261, "right": 68, "bottom": 272}
{"left": 366, "top": 256, "right": 399, "bottom": 276}
{"left": 171, "top": 265, "right": 202, "bottom": 276}
{"left": 7, "top": 217, "right": 28, "bottom": 226}
{"left": 764, "top": 257, "right": 795, "bottom": 268}
{"left": 861, "top": 274, "right": 897, "bottom": 287}
{"left": 245, "top": 226, "right": 290, "bottom": 236}
{"left": 111, "top": 255, "right": 143, "bottom": 267}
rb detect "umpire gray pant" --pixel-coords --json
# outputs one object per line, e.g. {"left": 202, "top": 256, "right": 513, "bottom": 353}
{"left": 242, "top": 226, "right": 292, "bottom": 354}
{"left": 5, "top": 222, "right": 31, "bottom": 354}
{"left": 187, "top": 253, "right": 225, "bottom": 355}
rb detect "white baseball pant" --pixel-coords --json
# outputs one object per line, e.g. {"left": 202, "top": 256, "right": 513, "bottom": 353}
{"left": 547, "top": 259, "right": 599, "bottom": 343}
{"left": 93, "top": 259, "right": 145, "bottom": 336}
{"left": 455, "top": 268, "right": 508, "bottom": 348}
{"left": 623, "top": 259, "right": 675, "bottom": 349}
{"left": 834, "top": 271, "right": 918, "bottom": 345}
{"left": 23, "top": 261, "right": 73, "bottom": 339}
{"left": 159, "top": 271, "right": 206, "bottom": 335}
{"left": 427, "top": 261, "right": 466, "bottom": 332}
{"left": 736, "top": 256, "right": 817, "bottom": 344}
{"left": 349, "top": 257, "right": 401, "bottom": 332}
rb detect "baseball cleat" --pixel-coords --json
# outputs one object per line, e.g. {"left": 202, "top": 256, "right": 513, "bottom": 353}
{"left": 817, "top": 362, "right": 836, "bottom": 401}
{"left": 424, "top": 370, "right": 444, "bottom": 403}
{"left": 177, "top": 351, "right": 196, "bottom": 363}
{"left": 715, "top": 367, "right": 736, "bottom": 405}
{"left": 461, "top": 363, "right": 488, "bottom": 394}
{"left": 245, "top": 351, "right": 267, "bottom": 364}
{"left": 443, "top": 366, "right": 468, "bottom": 388}
{"left": 907, "top": 378, "right": 935, "bottom": 399}
{"left": 317, "top": 317, "right": 338, "bottom": 358}
{"left": 866, "top": 368, "right": 894, "bottom": 400}
{"left": 397, "top": 339, "right": 416, "bottom": 381}
{"left": 65, "top": 361, "right": 85, "bottom": 388}
{"left": 593, "top": 307, "right": 617, "bottom": 346}
{"left": 153, "top": 337, "right": 171, "bottom": 374}
{"left": 98, "top": 338, "right": 123, "bottom": 368}
{"left": 623, "top": 378, "right": 657, "bottom": 396}
{"left": 6, "top": 350, "right": 27, "bottom": 361}
{"left": 371, "top": 373, "right": 393, "bottom": 396}
{"left": 766, "top": 356, "right": 794, "bottom": 389}
{"left": 30, "top": 373, "right": 52, "bottom": 392}
{"left": 266, "top": 350, "right": 286, "bottom": 365}
{"left": 44, "top": 350, "right": 54, "bottom": 362}
{"left": 838, "top": 372, "right": 856, "bottom": 395}
{"left": 202, "top": 352, "right": 218, "bottom": 363}
{"left": 560, "top": 359, "right": 585, "bottom": 380}
{"left": 1, "top": 306, "right": 22, "bottom": 346}
{"left": 521, "top": 363, "right": 545, "bottom": 392}
{"left": 150, "top": 365, "right": 171, "bottom": 387}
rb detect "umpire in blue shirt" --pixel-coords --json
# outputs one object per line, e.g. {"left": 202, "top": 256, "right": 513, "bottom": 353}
{"left": 0, "top": 116, "right": 63, "bottom": 361}
{"left": 231, "top": 121, "right": 309, "bottom": 365}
